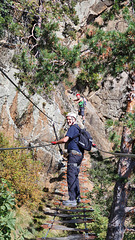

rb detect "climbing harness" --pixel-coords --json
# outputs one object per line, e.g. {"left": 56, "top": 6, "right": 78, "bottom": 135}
{"left": 68, "top": 150, "right": 82, "bottom": 156}
{"left": 67, "top": 163, "right": 80, "bottom": 168}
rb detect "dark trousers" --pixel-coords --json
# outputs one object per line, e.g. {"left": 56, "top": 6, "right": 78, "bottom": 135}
{"left": 67, "top": 153, "right": 83, "bottom": 201}
{"left": 78, "top": 107, "right": 84, "bottom": 117}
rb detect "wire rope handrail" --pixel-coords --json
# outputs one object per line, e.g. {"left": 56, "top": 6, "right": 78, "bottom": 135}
{"left": 0, "top": 142, "right": 135, "bottom": 159}
{"left": 96, "top": 147, "right": 135, "bottom": 159}
{"left": 0, "top": 143, "right": 53, "bottom": 151}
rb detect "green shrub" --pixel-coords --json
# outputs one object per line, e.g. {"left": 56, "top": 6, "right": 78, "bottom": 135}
{"left": 0, "top": 179, "right": 16, "bottom": 240}
{"left": 0, "top": 133, "right": 43, "bottom": 209}
{"left": 76, "top": 71, "right": 100, "bottom": 92}
{"left": 124, "top": 233, "right": 135, "bottom": 240}
{"left": 89, "top": 206, "right": 108, "bottom": 240}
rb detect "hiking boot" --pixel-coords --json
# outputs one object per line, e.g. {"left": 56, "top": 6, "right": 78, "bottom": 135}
{"left": 77, "top": 198, "right": 81, "bottom": 204}
{"left": 82, "top": 120, "right": 85, "bottom": 125}
{"left": 62, "top": 199, "right": 77, "bottom": 207}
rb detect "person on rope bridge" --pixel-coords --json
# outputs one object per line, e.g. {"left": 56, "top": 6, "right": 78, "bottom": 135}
{"left": 73, "top": 93, "right": 86, "bottom": 125}
{"left": 51, "top": 112, "right": 84, "bottom": 207}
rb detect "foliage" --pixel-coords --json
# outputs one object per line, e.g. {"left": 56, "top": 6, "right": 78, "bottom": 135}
{"left": 14, "top": 43, "right": 81, "bottom": 93}
{"left": 123, "top": 112, "right": 135, "bottom": 138}
{"left": 105, "top": 119, "right": 122, "bottom": 151}
{"left": 0, "top": 178, "right": 16, "bottom": 240}
{"left": 74, "top": 204, "right": 108, "bottom": 240}
{"left": 105, "top": 112, "right": 135, "bottom": 151}
{"left": 81, "top": 1, "right": 135, "bottom": 86}
{"left": 12, "top": 208, "right": 34, "bottom": 240}
{"left": 88, "top": 151, "right": 117, "bottom": 217}
{"left": 46, "top": 0, "right": 79, "bottom": 25}
{"left": 1, "top": 1, "right": 135, "bottom": 94}
{"left": 76, "top": 70, "right": 100, "bottom": 93}
{"left": 0, "top": 0, "right": 13, "bottom": 36}
{"left": 123, "top": 233, "right": 135, "bottom": 240}
{"left": 0, "top": 0, "right": 81, "bottom": 93}
{"left": 12, "top": 18, "right": 81, "bottom": 93}
{"left": 0, "top": 133, "right": 43, "bottom": 208}
{"left": 88, "top": 206, "right": 108, "bottom": 240}
{"left": 102, "top": 0, "right": 133, "bottom": 22}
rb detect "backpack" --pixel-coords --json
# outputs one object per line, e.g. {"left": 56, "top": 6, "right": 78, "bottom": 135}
{"left": 73, "top": 125, "right": 93, "bottom": 151}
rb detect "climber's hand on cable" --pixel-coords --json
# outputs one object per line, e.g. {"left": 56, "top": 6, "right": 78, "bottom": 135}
{"left": 92, "top": 143, "right": 97, "bottom": 148}
{"left": 51, "top": 141, "right": 57, "bottom": 145}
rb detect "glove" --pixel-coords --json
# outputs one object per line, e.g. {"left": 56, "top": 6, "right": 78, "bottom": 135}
{"left": 92, "top": 143, "right": 97, "bottom": 148}
{"left": 51, "top": 141, "right": 57, "bottom": 145}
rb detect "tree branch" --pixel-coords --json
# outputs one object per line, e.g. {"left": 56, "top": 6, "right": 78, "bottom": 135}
{"left": 125, "top": 227, "right": 135, "bottom": 232}
{"left": 125, "top": 207, "right": 135, "bottom": 215}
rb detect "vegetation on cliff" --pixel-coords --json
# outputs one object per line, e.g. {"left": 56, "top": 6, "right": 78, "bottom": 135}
{"left": 0, "top": 133, "right": 43, "bottom": 208}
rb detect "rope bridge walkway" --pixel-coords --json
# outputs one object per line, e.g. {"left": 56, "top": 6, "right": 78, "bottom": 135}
{"left": 37, "top": 154, "right": 97, "bottom": 240}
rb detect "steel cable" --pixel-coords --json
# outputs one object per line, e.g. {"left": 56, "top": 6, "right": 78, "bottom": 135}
{"left": 96, "top": 147, "right": 135, "bottom": 159}
{"left": 0, "top": 143, "right": 53, "bottom": 151}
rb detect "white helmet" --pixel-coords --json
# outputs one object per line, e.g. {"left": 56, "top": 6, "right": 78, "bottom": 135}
{"left": 66, "top": 112, "right": 77, "bottom": 120}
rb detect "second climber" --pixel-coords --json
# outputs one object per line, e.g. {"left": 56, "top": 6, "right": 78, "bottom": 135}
{"left": 74, "top": 93, "right": 86, "bottom": 125}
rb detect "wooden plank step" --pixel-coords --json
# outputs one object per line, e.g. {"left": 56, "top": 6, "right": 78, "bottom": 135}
{"left": 37, "top": 234, "right": 96, "bottom": 239}
{"left": 43, "top": 212, "right": 93, "bottom": 218}
{"left": 41, "top": 224, "right": 96, "bottom": 233}
{"left": 50, "top": 207, "right": 94, "bottom": 212}
{"left": 51, "top": 192, "right": 65, "bottom": 196}
{"left": 80, "top": 195, "right": 87, "bottom": 198}
{"left": 47, "top": 204, "right": 92, "bottom": 209}
{"left": 42, "top": 218, "right": 94, "bottom": 224}
{"left": 81, "top": 199, "right": 91, "bottom": 204}
{"left": 81, "top": 189, "right": 90, "bottom": 193}
{"left": 53, "top": 202, "right": 92, "bottom": 208}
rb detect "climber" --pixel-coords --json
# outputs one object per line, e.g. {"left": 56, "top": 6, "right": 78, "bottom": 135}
{"left": 51, "top": 112, "right": 84, "bottom": 207}
{"left": 74, "top": 93, "right": 86, "bottom": 125}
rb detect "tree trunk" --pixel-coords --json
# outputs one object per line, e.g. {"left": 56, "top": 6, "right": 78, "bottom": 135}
{"left": 106, "top": 179, "right": 128, "bottom": 240}
{"left": 106, "top": 127, "right": 133, "bottom": 240}
{"left": 106, "top": 127, "right": 132, "bottom": 240}
{"left": 106, "top": 77, "right": 135, "bottom": 240}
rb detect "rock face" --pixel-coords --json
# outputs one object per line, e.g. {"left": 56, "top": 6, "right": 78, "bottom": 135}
{"left": 75, "top": 0, "right": 113, "bottom": 25}
{"left": 0, "top": 60, "right": 128, "bottom": 159}
{"left": 0, "top": 0, "right": 129, "bottom": 190}
{"left": 90, "top": 72, "right": 128, "bottom": 120}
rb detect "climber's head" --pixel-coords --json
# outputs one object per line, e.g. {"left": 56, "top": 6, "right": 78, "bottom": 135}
{"left": 66, "top": 112, "right": 76, "bottom": 126}
{"left": 76, "top": 93, "right": 80, "bottom": 99}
